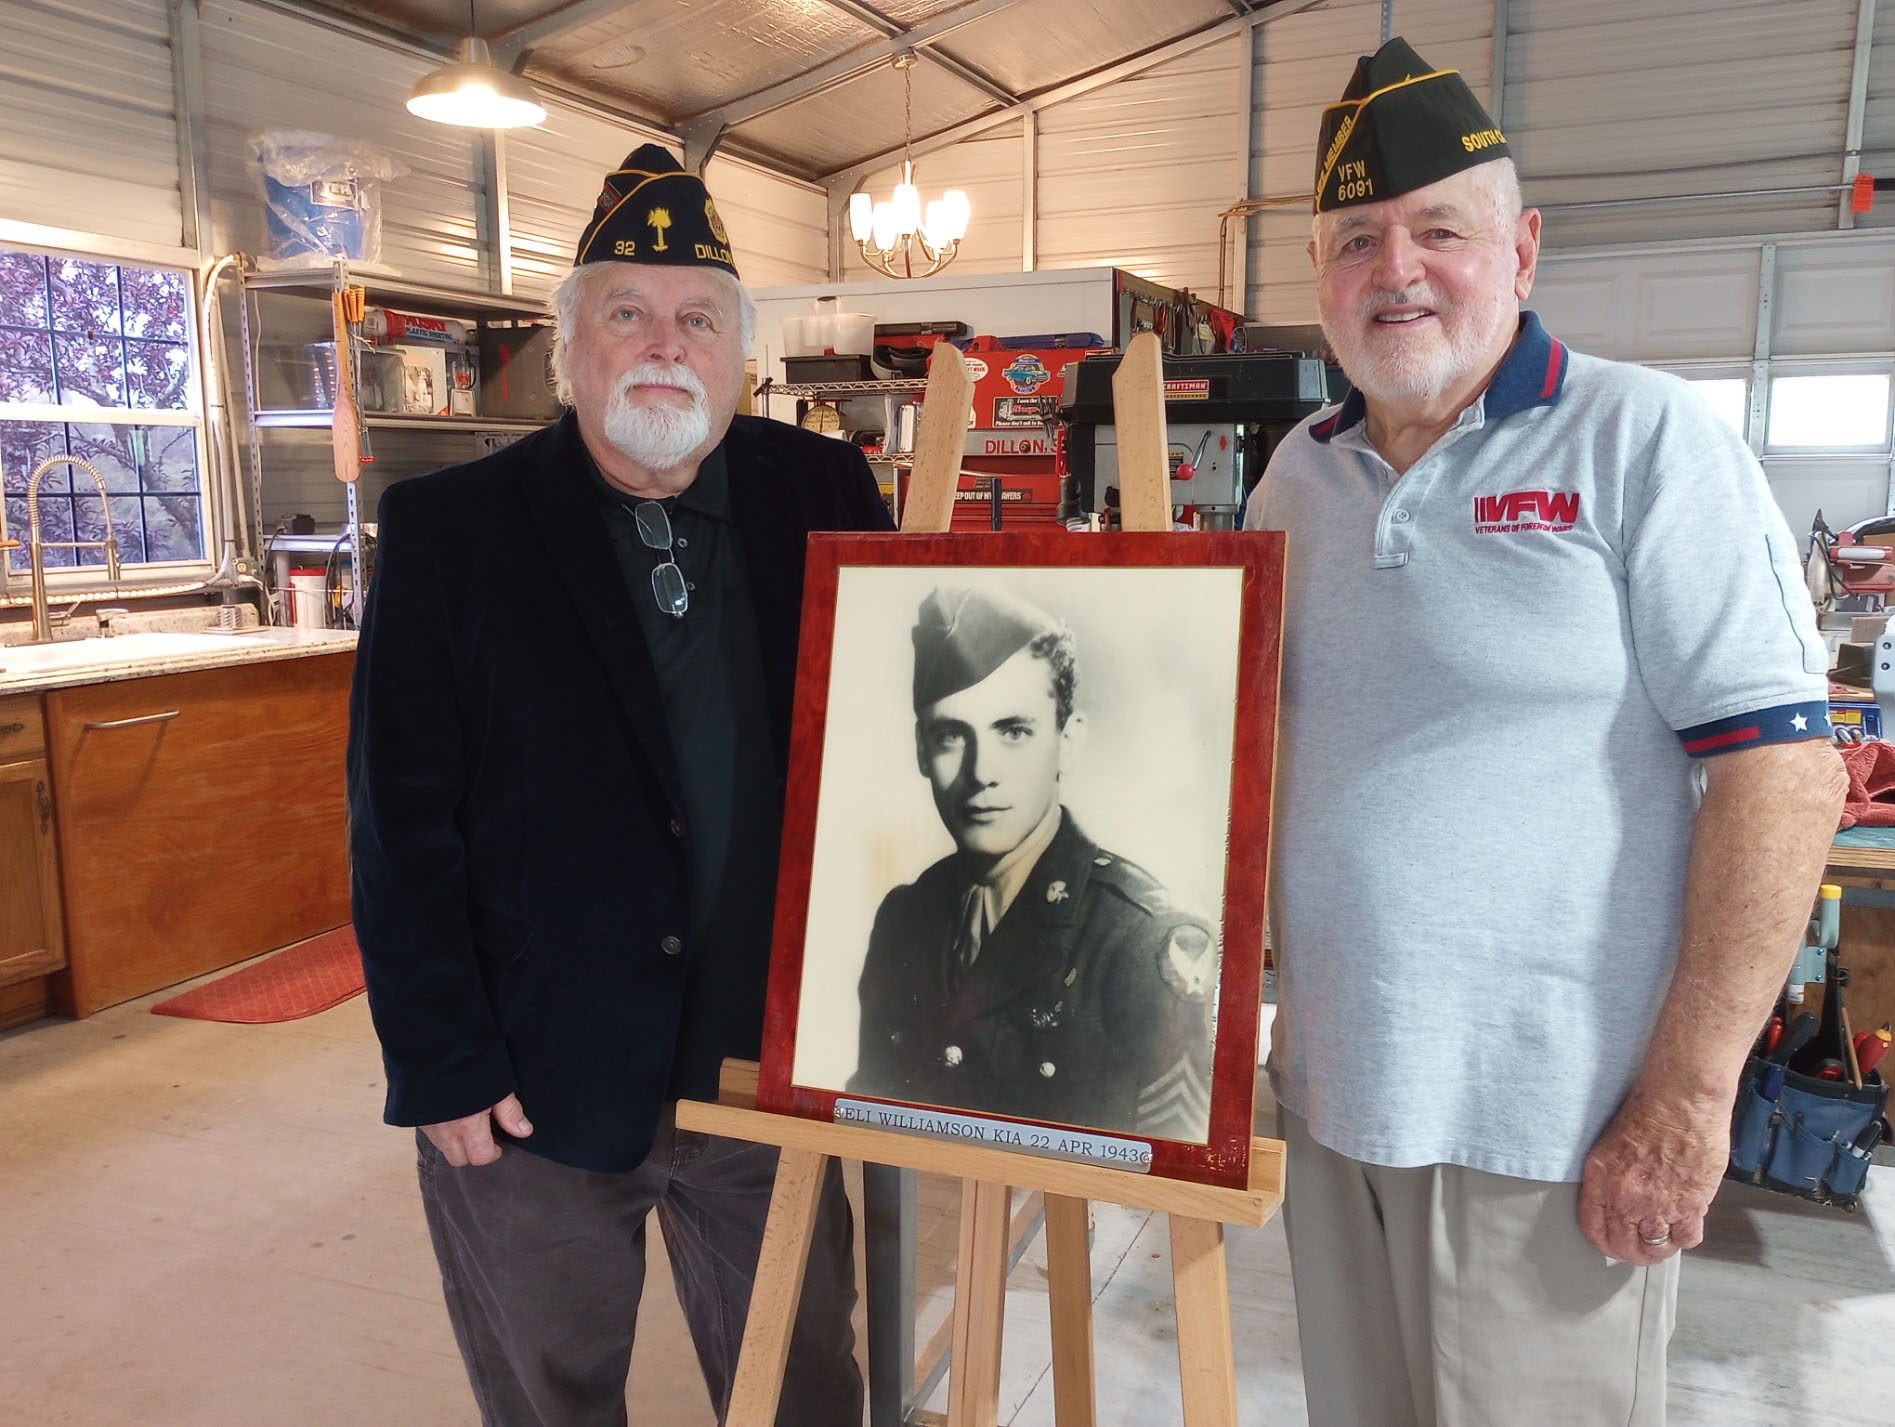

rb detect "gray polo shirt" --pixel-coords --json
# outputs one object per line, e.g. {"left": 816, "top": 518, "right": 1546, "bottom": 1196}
{"left": 1243, "top": 312, "right": 1829, "bottom": 1182}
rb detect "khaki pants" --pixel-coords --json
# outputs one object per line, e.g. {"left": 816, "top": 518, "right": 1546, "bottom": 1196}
{"left": 1279, "top": 1107, "right": 1678, "bottom": 1427}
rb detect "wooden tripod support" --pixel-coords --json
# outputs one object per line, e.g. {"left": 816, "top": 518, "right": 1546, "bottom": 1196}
{"left": 688, "top": 334, "right": 1284, "bottom": 1424}
{"left": 677, "top": 1062, "right": 1284, "bottom": 1427}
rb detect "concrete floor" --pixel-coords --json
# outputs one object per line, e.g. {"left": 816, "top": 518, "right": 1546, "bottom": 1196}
{"left": 1, "top": 973, "right": 1892, "bottom": 1426}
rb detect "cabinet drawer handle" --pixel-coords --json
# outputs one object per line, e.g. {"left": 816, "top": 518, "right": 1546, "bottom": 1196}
{"left": 84, "top": 710, "right": 181, "bottom": 730}
{"left": 37, "top": 779, "right": 51, "bottom": 835}
{"left": 0, "top": 721, "right": 23, "bottom": 737}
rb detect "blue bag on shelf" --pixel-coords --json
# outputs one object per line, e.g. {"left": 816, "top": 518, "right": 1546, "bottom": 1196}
{"left": 249, "top": 130, "right": 406, "bottom": 268}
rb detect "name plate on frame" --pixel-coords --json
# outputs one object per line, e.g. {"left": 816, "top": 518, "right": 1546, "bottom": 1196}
{"left": 834, "top": 1098, "right": 1154, "bottom": 1173}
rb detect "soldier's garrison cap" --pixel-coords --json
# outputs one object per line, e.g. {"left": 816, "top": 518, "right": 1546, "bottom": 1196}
{"left": 913, "top": 587, "right": 1059, "bottom": 710}
{"left": 1314, "top": 37, "right": 1509, "bottom": 214}
{"left": 574, "top": 144, "right": 739, "bottom": 276}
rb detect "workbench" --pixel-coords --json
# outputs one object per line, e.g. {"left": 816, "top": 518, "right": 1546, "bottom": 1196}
{"left": 1817, "top": 838, "right": 1895, "bottom": 1056}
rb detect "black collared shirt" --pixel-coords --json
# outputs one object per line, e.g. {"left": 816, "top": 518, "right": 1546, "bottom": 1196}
{"left": 587, "top": 443, "right": 781, "bottom": 1100}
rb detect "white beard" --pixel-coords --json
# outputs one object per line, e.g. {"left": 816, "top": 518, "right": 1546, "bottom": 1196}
{"left": 1320, "top": 279, "right": 1518, "bottom": 404}
{"left": 601, "top": 362, "right": 713, "bottom": 469}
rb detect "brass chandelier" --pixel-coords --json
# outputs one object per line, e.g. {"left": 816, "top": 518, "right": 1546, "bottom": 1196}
{"left": 848, "top": 50, "right": 971, "bottom": 279}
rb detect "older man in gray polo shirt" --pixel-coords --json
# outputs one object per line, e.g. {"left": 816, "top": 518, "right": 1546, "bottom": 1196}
{"left": 1244, "top": 38, "right": 1847, "bottom": 1427}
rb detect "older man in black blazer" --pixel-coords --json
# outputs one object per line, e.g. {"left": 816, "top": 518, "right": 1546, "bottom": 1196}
{"left": 348, "top": 146, "right": 890, "bottom": 1426}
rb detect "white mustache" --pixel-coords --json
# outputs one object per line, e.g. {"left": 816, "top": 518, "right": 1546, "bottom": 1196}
{"left": 618, "top": 362, "right": 707, "bottom": 401}
{"left": 1363, "top": 286, "right": 1447, "bottom": 317}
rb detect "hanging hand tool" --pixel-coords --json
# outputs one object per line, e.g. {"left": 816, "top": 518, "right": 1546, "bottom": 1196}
{"left": 330, "top": 284, "right": 373, "bottom": 482}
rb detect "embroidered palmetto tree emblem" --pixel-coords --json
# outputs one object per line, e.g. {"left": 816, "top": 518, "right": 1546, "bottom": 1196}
{"left": 648, "top": 207, "right": 672, "bottom": 251}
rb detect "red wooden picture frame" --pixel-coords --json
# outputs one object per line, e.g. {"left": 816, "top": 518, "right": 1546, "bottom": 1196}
{"left": 758, "top": 529, "right": 1284, "bottom": 1188}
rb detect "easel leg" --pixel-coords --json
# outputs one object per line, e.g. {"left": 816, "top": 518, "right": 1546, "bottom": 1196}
{"left": 947, "top": 1178, "right": 1011, "bottom": 1427}
{"left": 1043, "top": 1193, "right": 1097, "bottom": 1427}
{"left": 1169, "top": 1215, "right": 1238, "bottom": 1427}
{"left": 724, "top": 1147, "right": 829, "bottom": 1427}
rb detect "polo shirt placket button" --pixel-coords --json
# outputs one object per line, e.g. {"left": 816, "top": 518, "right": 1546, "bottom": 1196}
{"left": 661, "top": 936, "right": 683, "bottom": 956}
{"left": 669, "top": 818, "right": 686, "bottom": 839}
{"left": 1392, "top": 508, "right": 1411, "bottom": 523}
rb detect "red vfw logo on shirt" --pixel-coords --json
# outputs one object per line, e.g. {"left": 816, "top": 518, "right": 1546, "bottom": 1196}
{"left": 1472, "top": 490, "right": 1580, "bottom": 534}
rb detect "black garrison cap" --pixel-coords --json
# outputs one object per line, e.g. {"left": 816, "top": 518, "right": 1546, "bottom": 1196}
{"left": 573, "top": 144, "right": 739, "bottom": 275}
{"left": 1313, "top": 37, "right": 1509, "bottom": 213}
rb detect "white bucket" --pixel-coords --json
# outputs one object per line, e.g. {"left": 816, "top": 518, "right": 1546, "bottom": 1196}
{"left": 832, "top": 311, "right": 874, "bottom": 355}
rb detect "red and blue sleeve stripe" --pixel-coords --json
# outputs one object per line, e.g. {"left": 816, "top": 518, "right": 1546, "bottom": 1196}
{"left": 1676, "top": 700, "right": 1831, "bottom": 758}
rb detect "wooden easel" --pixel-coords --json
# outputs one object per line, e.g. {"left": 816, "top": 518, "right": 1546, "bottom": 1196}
{"left": 677, "top": 334, "right": 1286, "bottom": 1426}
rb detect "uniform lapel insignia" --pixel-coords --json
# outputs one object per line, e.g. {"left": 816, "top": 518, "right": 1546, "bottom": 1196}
{"left": 1045, "top": 880, "right": 1068, "bottom": 903}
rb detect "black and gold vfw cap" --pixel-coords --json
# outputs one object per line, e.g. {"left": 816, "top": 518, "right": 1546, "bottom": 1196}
{"left": 1313, "top": 37, "right": 1509, "bottom": 213}
{"left": 573, "top": 144, "right": 739, "bottom": 275}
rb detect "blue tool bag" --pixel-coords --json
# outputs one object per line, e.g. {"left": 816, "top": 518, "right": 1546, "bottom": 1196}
{"left": 1726, "top": 948, "right": 1887, "bottom": 1211}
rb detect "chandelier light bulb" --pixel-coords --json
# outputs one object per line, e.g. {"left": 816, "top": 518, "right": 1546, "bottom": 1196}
{"left": 892, "top": 173, "right": 922, "bottom": 236}
{"left": 871, "top": 202, "right": 899, "bottom": 252}
{"left": 849, "top": 192, "right": 874, "bottom": 242}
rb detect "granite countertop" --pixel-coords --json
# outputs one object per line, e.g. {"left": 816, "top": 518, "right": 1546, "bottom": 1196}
{"left": 0, "top": 627, "right": 358, "bottom": 695}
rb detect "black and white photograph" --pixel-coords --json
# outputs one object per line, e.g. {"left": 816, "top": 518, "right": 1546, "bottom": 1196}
{"left": 787, "top": 561, "right": 1245, "bottom": 1144}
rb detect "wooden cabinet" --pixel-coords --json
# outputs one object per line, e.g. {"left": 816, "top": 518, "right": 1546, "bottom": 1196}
{"left": 43, "top": 651, "right": 353, "bottom": 1018}
{"left": 0, "top": 693, "right": 65, "bottom": 1028}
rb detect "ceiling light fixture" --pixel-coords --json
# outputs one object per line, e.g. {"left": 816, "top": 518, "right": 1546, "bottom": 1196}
{"left": 406, "top": 0, "right": 546, "bottom": 129}
{"left": 848, "top": 50, "right": 969, "bottom": 279}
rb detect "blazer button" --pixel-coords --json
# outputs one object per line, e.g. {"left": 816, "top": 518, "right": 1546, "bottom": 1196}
{"left": 661, "top": 935, "right": 683, "bottom": 956}
{"left": 669, "top": 818, "right": 686, "bottom": 839}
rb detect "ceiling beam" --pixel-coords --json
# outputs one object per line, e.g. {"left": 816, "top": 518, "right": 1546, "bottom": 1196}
{"left": 490, "top": 0, "right": 634, "bottom": 70}
{"left": 812, "top": 0, "right": 1020, "bottom": 107}
{"left": 822, "top": 0, "right": 1329, "bottom": 189}
{"left": 677, "top": 0, "right": 1025, "bottom": 136}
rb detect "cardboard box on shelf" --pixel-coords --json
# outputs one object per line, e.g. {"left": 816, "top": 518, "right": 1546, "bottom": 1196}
{"left": 478, "top": 322, "right": 563, "bottom": 421}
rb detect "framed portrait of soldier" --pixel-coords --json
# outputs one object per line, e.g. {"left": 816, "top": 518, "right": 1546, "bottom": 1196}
{"left": 757, "top": 530, "right": 1284, "bottom": 1188}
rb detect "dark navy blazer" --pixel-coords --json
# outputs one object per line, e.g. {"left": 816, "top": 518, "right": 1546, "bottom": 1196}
{"left": 347, "top": 410, "right": 892, "bottom": 1172}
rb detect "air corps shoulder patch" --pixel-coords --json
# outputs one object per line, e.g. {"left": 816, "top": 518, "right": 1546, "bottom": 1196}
{"left": 1158, "top": 923, "right": 1216, "bottom": 999}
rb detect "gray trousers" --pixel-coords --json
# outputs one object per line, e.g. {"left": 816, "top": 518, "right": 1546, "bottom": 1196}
{"left": 417, "top": 1107, "right": 861, "bottom": 1427}
{"left": 1279, "top": 1107, "right": 1678, "bottom": 1427}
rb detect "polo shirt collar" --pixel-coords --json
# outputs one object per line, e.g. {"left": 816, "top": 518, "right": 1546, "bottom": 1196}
{"left": 1308, "top": 309, "right": 1569, "bottom": 444}
{"left": 584, "top": 437, "right": 733, "bottom": 522}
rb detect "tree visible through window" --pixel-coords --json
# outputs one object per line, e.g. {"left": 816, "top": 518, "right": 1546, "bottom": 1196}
{"left": 0, "top": 246, "right": 205, "bottom": 571}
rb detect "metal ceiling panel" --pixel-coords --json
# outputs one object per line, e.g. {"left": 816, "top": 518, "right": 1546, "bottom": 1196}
{"left": 842, "top": 125, "right": 1025, "bottom": 279}
{"left": 293, "top": 0, "right": 566, "bottom": 47}
{"left": 938, "top": 0, "right": 1230, "bottom": 97}
{"left": 525, "top": 0, "right": 881, "bottom": 120}
{"left": 734, "top": 57, "right": 998, "bottom": 176}
{"left": 1036, "top": 36, "right": 1244, "bottom": 297}
{"left": 876, "top": 0, "right": 1000, "bottom": 23}
{"left": 201, "top": 0, "right": 485, "bottom": 289}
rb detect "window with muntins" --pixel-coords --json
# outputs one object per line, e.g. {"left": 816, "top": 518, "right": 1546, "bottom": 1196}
{"left": 0, "top": 244, "right": 206, "bottom": 572}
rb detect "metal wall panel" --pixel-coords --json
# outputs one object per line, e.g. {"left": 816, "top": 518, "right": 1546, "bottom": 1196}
{"left": 842, "top": 126, "right": 1024, "bottom": 281}
{"left": 0, "top": 0, "right": 183, "bottom": 250}
{"left": 201, "top": 0, "right": 483, "bottom": 288}
{"left": 1035, "top": 36, "right": 1244, "bottom": 297}
{"left": 1506, "top": 0, "right": 1856, "bottom": 247}
{"left": 701, "top": 155, "right": 830, "bottom": 290}
{"left": 1761, "top": 455, "right": 1890, "bottom": 537}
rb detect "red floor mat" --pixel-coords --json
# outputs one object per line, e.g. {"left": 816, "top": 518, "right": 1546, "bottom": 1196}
{"left": 150, "top": 926, "right": 364, "bottom": 1023}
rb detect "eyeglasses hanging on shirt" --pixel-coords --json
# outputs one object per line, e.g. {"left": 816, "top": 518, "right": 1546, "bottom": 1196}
{"left": 633, "top": 500, "right": 689, "bottom": 619}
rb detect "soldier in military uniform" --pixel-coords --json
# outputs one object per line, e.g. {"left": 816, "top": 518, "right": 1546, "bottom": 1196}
{"left": 848, "top": 586, "right": 1218, "bottom": 1140}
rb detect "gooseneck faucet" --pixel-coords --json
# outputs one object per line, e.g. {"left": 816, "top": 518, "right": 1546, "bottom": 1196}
{"left": 25, "top": 455, "right": 120, "bottom": 643}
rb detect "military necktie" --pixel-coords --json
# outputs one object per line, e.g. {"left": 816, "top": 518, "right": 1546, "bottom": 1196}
{"left": 952, "top": 884, "right": 985, "bottom": 970}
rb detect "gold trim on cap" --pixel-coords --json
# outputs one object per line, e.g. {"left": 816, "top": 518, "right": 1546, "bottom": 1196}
{"left": 1314, "top": 66, "right": 1458, "bottom": 208}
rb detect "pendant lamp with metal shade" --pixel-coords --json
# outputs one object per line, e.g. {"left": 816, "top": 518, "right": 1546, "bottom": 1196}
{"left": 406, "top": 1, "right": 545, "bottom": 128}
